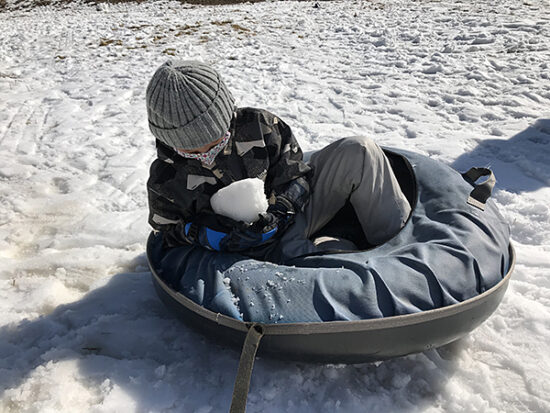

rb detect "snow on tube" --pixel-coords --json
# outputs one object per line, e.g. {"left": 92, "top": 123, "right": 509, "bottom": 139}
{"left": 146, "top": 148, "right": 514, "bottom": 364}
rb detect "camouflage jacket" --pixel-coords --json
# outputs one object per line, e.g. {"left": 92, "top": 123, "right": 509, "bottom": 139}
{"left": 147, "top": 107, "right": 313, "bottom": 248}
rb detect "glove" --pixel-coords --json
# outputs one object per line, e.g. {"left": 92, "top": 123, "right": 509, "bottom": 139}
{"left": 267, "top": 196, "right": 296, "bottom": 234}
{"left": 220, "top": 213, "right": 279, "bottom": 252}
{"left": 183, "top": 222, "right": 229, "bottom": 251}
{"left": 183, "top": 213, "right": 237, "bottom": 251}
{"left": 219, "top": 199, "right": 298, "bottom": 252}
{"left": 184, "top": 213, "right": 279, "bottom": 252}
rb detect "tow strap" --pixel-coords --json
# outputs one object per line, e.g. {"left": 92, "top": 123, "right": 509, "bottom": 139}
{"left": 229, "top": 324, "right": 265, "bottom": 413}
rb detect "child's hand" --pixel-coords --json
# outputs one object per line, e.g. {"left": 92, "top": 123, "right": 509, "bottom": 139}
{"left": 221, "top": 216, "right": 278, "bottom": 251}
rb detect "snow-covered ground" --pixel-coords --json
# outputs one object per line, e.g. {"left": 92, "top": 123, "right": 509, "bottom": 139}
{"left": 1, "top": 0, "right": 550, "bottom": 411}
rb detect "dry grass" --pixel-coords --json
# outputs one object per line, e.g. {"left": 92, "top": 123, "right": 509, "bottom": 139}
{"left": 162, "top": 47, "right": 177, "bottom": 55}
{"left": 174, "top": 23, "right": 202, "bottom": 36}
{"left": 1, "top": 0, "right": 267, "bottom": 12}
{"left": 176, "top": 0, "right": 265, "bottom": 4}
{"left": 99, "top": 38, "right": 123, "bottom": 46}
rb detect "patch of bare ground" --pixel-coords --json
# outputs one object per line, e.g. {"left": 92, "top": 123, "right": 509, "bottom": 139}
{"left": 1, "top": 0, "right": 266, "bottom": 12}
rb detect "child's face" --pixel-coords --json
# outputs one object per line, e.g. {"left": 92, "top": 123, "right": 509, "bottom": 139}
{"left": 178, "top": 136, "right": 224, "bottom": 154}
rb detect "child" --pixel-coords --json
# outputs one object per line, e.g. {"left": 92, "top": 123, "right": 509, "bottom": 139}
{"left": 146, "top": 60, "right": 410, "bottom": 262}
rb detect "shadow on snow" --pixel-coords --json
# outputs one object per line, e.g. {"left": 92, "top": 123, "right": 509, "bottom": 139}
{"left": 0, "top": 253, "right": 465, "bottom": 412}
{"left": 452, "top": 119, "right": 550, "bottom": 194}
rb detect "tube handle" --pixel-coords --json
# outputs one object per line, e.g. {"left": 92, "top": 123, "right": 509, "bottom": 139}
{"left": 462, "top": 167, "right": 496, "bottom": 211}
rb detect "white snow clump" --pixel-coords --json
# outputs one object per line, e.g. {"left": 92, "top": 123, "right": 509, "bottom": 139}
{"left": 210, "top": 178, "right": 269, "bottom": 223}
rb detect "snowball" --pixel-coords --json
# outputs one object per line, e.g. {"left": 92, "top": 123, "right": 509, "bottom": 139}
{"left": 210, "top": 178, "right": 269, "bottom": 223}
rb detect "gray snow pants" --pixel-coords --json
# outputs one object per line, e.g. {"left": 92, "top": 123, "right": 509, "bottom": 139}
{"left": 274, "top": 136, "right": 411, "bottom": 260}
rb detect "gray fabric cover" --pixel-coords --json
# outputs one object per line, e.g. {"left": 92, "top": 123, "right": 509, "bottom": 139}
{"left": 149, "top": 149, "right": 511, "bottom": 323}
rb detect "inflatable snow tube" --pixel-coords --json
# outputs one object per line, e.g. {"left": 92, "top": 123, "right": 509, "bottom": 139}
{"left": 147, "top": 148, "right": 514, "bottom": 363}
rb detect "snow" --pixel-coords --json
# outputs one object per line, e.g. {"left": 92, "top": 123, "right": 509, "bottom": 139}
{"left": 210, "top": 178, "right": 268, "bottom": 223}
{"left": 1, "top": 0, "right": 550, "bottom": 412}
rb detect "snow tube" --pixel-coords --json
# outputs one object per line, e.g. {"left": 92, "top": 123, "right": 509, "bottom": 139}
{"left": 146, "top": 148, "right": 514, "bottom": 364}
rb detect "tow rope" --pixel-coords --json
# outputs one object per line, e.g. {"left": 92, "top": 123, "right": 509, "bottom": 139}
{"left": 229, "top": 324, "right": 265, "bottom": 413}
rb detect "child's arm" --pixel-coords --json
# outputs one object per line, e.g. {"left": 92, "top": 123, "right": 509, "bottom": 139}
{"left": 263, "top": 113, "right": 312, "bottom": 225}
{"left": 148, "top": 187, "right": 277, "bottom": 251}
{"left": 147, "top": 185, "right": 193, "bottom": 248}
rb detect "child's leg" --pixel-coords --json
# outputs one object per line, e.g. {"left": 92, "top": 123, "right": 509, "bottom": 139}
{"left": 304, "top": 136, "right": 411, "bottom": 244}
{"left": 271, "top": 136, "right": 410, "bottom": 262}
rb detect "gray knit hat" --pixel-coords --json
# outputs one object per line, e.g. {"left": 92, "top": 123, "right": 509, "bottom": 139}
{"left": 146, "top": 60, "right": 235, "bottom": 150}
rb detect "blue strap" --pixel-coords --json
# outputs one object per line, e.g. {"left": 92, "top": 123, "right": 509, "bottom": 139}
{"left": 205, "top": 228, "right": 229, "bottom": 251}
{"left": 261, "top": 227, "right": 278, "bottom": 243}
{"left": 186, "top": 222, "right": 274, "bottom": 251}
